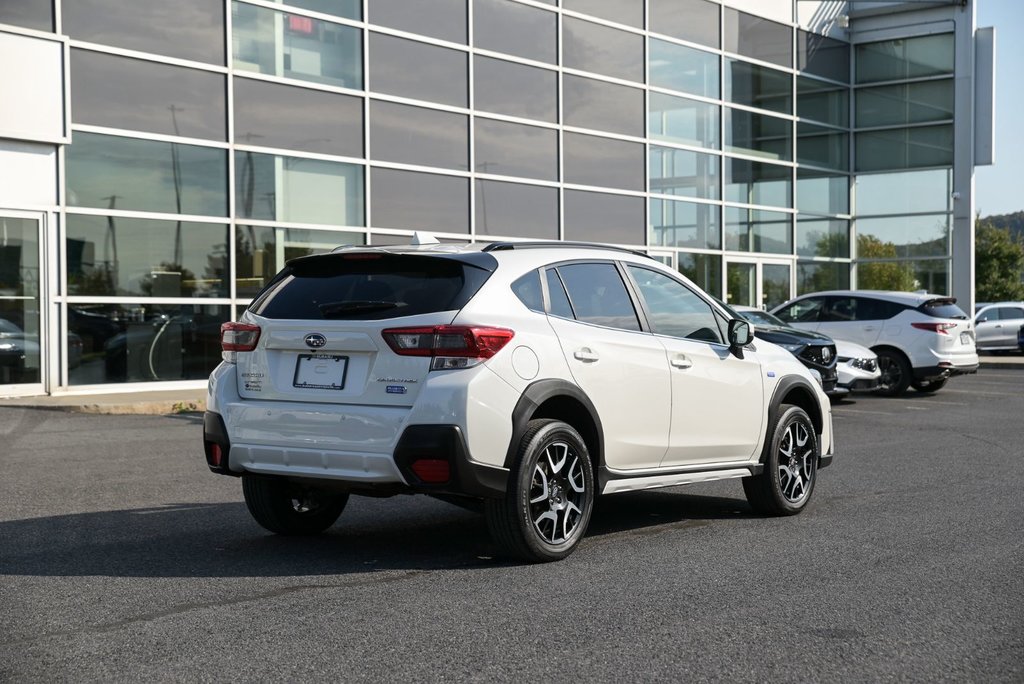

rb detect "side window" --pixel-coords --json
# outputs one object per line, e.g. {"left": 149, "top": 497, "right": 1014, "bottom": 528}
{"left": 556, "top": 262, "right": 641, "bottom": 331}
{"left": 1000, "top": 307, "right": 1024, "bottom": 321}
{"left": 776, "top": 297, "right": 824, "bottom": 323}
{"left": 627, "top": 265, "right": 724, "bottom": 344}
{"left": 511, "top": 270, "right": 544, "bottom": 312}
{"left": 545, "top": 268, "right": 575, "bottom": 319}
{"left": 824, "top": 296, "right": 857, "bottom": 322}
{"left": 852, "top": 297, "right": 902, "bottom": 321}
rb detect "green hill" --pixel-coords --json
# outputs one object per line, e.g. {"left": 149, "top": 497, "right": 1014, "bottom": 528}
{"left": 982, "top": 211, "right": 1024, "bottom": 241}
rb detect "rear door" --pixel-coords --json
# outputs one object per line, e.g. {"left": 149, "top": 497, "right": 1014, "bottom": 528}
{"left": 816, "top": 296, "right": 886, "bottom": 347}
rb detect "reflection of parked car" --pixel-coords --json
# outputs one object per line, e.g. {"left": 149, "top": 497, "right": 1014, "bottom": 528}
{"left": 974, "top": 302, "right": 1024, "bottom": 352}
{"left": 772, "top": 291, "right": 978, "bottom": 397}
{"left": 67, "top": 306, "right": 120, "bottom": 355}
{"left": 104, "top": 312, "right": 221, "bottom": 381}
{"left": 0, "top": 317, "right": 40, "bottom": 383}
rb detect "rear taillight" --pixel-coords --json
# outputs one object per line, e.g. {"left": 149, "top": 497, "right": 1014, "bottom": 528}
{"left": 911, "top": 322, "right": 957, "bottom": 335}
{"left": 382, "top": 325, "right": 514, "bottom": 370}
{"left": 221, "top": 322, "right": 261, "bottom": 352}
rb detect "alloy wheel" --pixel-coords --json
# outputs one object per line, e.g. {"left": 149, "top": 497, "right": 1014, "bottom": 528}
{"left": 529, "top": 441, "right": 587, "bottom": 545}
{"left": 778, "top": 420, "right": 814, "bottom": 505}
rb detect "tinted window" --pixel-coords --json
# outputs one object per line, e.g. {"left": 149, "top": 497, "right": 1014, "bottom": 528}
{"left": 999, "top": 307, "right": 1024, "bottom": 321}
{"left": 564, "top": 75, "right": 644, "bottom": 137}
{"left": 369, "top": 33, "right": 466, "bottom": 107}
{"left": 649, "top": 0, "right": 719, "bottom": 48}
{"left": 563, "top": 191, "right": 645, "bottom": 244}
{"left": 474, "top": 56, "right": 557, "bottom": 123}
{"left": 474, "top": 0, "right": 557, "bottom": 64}
{"left": 557, "top": 263, "right": 640, "bottom": 331}
{"left": 823, "top": 296, "right": 903, "bottom": 322}
{"left": 918, "top": 299, "right": 967, "bottom": 320}
{"left": 368, "top": 0, "right": 466, "bottom": 43}
{"left": 724, "top": 9, "right": 791, "bottom": 68}
{"left": 725, "top": 108, "right": 792, "bottom": 161}
{"left": 725, "top": 60, "right": 792, "bottom": 115}
{"left": 776, "top": 297, "right": 825, "bottom": 323}
{"left": 512, "top": 271, "right": 544, "bottom": 312}
{"left": 251, "top": 254, "right": 491, "bottom": 320}
{"left": 0, "top": 0, "right": 52, "bottom": 31}
{"left": 724, "top": 158, "right": 791, "bottom": 207}
{"left": 371, "top": 169, "right": 469, "bottom": 233}
{"left": 475, "top": 119, "right": 557, "bottom": 180}
{"left": 563, "top": 16, "right": 644, "bottom": 82}
{"left": 564, "top": 0, "right": 642, "bottom": 28}
{"left": 370, "top": 101, "right": 468, "bottom": 170}
{"left": 564, "top": 133, "right": 644, "bottom": 191}
{"left": 628, "top": 266, "right": 723, "bottom": 343}
{"left": 475, "top": 181, "right": 558, "bottom": 239}
{"left": 545, "top": 269, "right": 574, "bottom": 319}
{"left": 797, "top": 31, "right": 849, "bottom": 83}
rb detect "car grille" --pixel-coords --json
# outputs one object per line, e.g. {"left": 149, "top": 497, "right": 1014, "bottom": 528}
{"left": 800, "top": 344, "right": 838, "bottom": 370}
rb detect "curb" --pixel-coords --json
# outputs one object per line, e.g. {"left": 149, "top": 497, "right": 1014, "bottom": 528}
{"left": 72, "top": 399, "right": 207, "bottom": 416}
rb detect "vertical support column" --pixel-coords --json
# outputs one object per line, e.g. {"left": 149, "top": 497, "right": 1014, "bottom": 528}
{"left": 951, "top": 0, "right": 977, "bottom": 310}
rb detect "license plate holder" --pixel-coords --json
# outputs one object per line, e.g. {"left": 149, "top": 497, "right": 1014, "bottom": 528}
{"left": 960, "top": 331, "right": 972, "bottom": 344}
{"left": 293, "top": 354, "right": 348, "bottom": 390}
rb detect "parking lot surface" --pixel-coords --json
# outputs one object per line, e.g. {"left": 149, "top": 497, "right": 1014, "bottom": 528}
{"left": 1, "top": 370, "right": 1022, "bottom": 681}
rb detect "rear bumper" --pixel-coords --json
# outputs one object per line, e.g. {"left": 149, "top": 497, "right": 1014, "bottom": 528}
{"left": 913, "top": 361, "right": 979, "bottom": 381}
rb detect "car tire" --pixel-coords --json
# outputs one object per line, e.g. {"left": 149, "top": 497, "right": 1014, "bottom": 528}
{"left": 911, "top": 377, "right": 948, "bottom": 393}
{"left": 873, "top": 349, "right": 911, "bottom": 397}
{"left": 484, "top": 419, "right": 594, "bottom": 563}
{"left": 743, "top": 405, "right": 818, "bottom": 516}
{"left": 242, "top": 474, "right": 348, "bottom": 535}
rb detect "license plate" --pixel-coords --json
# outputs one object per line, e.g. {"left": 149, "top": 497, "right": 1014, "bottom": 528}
{"left": 293, "top": 354, "right": 348, "bottom": 390}
{"left": 960, "top": 331, "right": 972, "bottom": 344}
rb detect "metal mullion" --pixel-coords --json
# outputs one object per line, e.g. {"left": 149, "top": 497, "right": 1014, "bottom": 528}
{"left": 226, "top": 0, "right": 237, "bottom": 314}
{"left": 557, "top": 5, "right": 565, "bottom": 242}
{"left": 560, "top": 7, "right": 645, "bottom": 36}
{"left": 853, "top": 119, "right": 954, "bottom": 134}
{"left": 643, "top": 0, "right": 649, "bottom": 250}
{"left": 361, "top": 0, "right": 370, "bottom": 243}
{"left": 468, "top": 0, "right": 476, "bottom": 243}
{"left": 233, "top": 142, "right": 365, "bottom": 167}
{"left": 65, "top": 207, "right": 230, "bottom": 225}
{"left": 367, "top": 160, "right": 471, "bottom": 180}
{"left": 71, "top": 124, "right": 231, "bottom": 150}
{"left": 561, "top": 124, "right": 647, "bottom": 145}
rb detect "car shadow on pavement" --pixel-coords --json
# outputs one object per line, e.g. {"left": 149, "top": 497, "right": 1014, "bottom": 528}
{"left": 0, "top": 492, "right": 757, "bottom": 577}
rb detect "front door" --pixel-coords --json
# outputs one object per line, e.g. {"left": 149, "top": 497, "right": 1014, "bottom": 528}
{"left": 725, "top": 259, "right": 792, "bottom": 310}
{"left": 0, "top": 212, "right": 45, "bottom": 394}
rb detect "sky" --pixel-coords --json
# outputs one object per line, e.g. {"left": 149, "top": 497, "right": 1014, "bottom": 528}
{"left": 974, "top": 0, "right": 1024, "bottom": 217}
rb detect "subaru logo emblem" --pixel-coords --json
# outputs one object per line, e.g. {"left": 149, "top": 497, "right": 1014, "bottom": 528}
{"left": 304, "top": 333, "right": 327, "bottom": 348}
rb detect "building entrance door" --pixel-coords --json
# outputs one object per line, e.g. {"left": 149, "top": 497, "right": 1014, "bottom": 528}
{"left": 725, "top": 259, "right": 793, "bottom": 311}
{"left": 0, "top": 212, "right": 45, "bottom": 393}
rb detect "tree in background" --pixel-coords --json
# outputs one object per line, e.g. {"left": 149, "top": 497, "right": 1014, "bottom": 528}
{"left": 975, "top": 218, "right": 1024, "bottom": 301}
{"left": 856, "top": 234, "right": 917, "bottom": 291}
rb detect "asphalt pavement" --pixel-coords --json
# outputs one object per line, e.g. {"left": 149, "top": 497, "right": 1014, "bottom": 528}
{"left": 0, "top": 370, "right": 1021, "bottom": 681}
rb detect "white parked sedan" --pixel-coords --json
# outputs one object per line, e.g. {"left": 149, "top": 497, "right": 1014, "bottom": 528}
{"left": 832, "top": 339, "right": 881, "bottom": 396}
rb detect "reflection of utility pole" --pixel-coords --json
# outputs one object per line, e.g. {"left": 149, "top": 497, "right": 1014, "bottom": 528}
{"left": 476, "top": 162, "right": 499, "bottom": 235}
{"left": 168, "top": 104, "right": 185, "bottom": 266}
{"left": 101, "top": 195, "right": 121, "bottom": 290}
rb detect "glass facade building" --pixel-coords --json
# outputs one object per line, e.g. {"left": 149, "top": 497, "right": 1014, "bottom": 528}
{"left": 0, "top": 0, "right": 995, "bottom": 394}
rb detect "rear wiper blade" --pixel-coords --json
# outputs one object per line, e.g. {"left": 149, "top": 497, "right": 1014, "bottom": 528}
{"left": 318, "top": 300, "right": 401, "bottom": 317}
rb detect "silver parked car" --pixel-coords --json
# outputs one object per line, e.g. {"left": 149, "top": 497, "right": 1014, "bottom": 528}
{"left": 974, "top": 302, "right": 1024, "bottom": 352}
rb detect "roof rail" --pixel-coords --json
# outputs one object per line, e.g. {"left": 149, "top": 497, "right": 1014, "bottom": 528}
{"left": 481, "top": 241, "right": 653, "bottom": 259}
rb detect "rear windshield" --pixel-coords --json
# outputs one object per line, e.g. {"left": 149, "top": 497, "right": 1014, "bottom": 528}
{"left": 249, "top": 254, "right": 492, "bottom": 320}
{"left": 918, "top": 298, "right": 968, "bottom": 320}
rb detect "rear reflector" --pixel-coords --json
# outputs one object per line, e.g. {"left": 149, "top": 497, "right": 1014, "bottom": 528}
{"left": 410, "top": 458, "right": 451, "bottom": 483}
{"left": 208, "top": 443, "right": 223, "bottom": 467}
{"left": 221, "top": 322, "right": 261, "bottom": 351}
{"left": 911, "top": 322, "right": 957, "bottom": 335}
{"left": 382, "top": 325, "right": 514, "bottom": 359}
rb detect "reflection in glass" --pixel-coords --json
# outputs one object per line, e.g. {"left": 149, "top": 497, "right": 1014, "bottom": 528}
{"left": 797, "top": 261, "right": 849, "bottom": 295}
{"left": 475, "top": 119, "right": 557, "bottom": 181}
{"left": 564, "top": 0, "right": 642, "bottom": 28}
{"left": 725, "top": 108, "right": 792, "bottom": 161}
{"left": 371, "top": 168, "right": 469, "bottom": 233}
{"left": 724, "top": 158, "right": 791, "bottom": 207}
{"left": 762, "top": 263, "right": 792, "bottom": 310}
{"left": 564, "top": 75, "right": 644, "bottom": 137}
{"left": 648, "top": 93, "right": 719, "bottom": 149}
{"left": 797, "top": 169, "right": 849, "bottom": 215}
{"left": 275, "top": 0, "right": 359, "bottom": 19}
{"left": 236, "top": 225, "right": 364, "bottom": 297}
{"left": 474, "top": 0, "right": 557, "bottom": 64}
{"left": 235, "top": 151, "right": 364, "bottom": 226}
{"left": 369, "top": 33, "right": 467, "bottom": 106}
{"left": 66, "top": 215, "right": 227, "bottom": 297}
{"left": 796, "top": 217, "right": 849, "bottom": 258}
{"left": 564, "top": 133, "right": 644, "bottom": 191}
{"left": 856, "top": 214, "right": 949, "bottom": 258}
{"left": 563, "top": 17, "right": 644, "bottom": 83}
{"left": 563, "top": 190, "right": 644, "bottom": 244}
{"left": 856, "top": 79, "right": 954, "bottom": 128}
{"left": 797, "top": 122, "right": 849, "bottom": 171}
{"left": 858, "top": 258, "right": 948, "bottom": 295}
{"left": 650, "top": 146, "right": 720, "bottom": 200}
{"left": 797, "top": 30, "right": 849, "bottom": 83}
{"left": 649, "top": 0, "right": 719, "bottom": 48}
{"left": 725, "top": 207, "right": 792, "bottom": 254}
{"left": 679, "top": 252, "right": 721, "bottom": 298}
{"left": 0, "top": 0, "right": 52, "bottom": 31}
{"left": 474, "top": 56, "right": 557, "bottom": 122}
{"left": 649, "top": 39, "right": 719, "bottom": 99}
{"left": 234, "top": 77, "right": 363, "bottom": 157}
{"left": 232, "top": 2, "right": 362, "bottom": 88}
{"left": 724, "top": 9, "right": 791, "bottom": 68}
{"left": 67, "top": 304, "right": 229, "bottom": 385}
{"left": 368, "top": 0, "right": 465, "bottom": 43}
{"left": 0, "top": 217, "right": 41, "bottom": 385}
{"left": 650, "top": 198, "right": 720, "bottom": 250}
{"left": 66, "top": 132, "right": 228, "bottom": 216}
{"left": 475, "top": 181, "right": 558, "bottom": 239}
{"left": 856, "top": 34, "right": 954, "bottom": 84}
{"left": 726, "top": 262, "right": 755, "bottom": 307}
{"left": 725, "top": 60, "right": 792, "bottom": 115}
{"left": 855, "top": 125, "right": 953, "bottom": 172}
{"left": 797, "top": 76, "right": 849, "bottom": 127}
{"left": 370, "top": 101, "right": 468, "bottom": 170}
{"left": 855, "top": 168, "right": 951, "bottom": 215}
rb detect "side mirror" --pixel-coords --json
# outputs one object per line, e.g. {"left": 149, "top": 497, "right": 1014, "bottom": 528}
{"left": 728, "top": 319, "right": 753, "bottom": 348}
{"left": 976, "top": 316, "right": 988, "bottom": 324}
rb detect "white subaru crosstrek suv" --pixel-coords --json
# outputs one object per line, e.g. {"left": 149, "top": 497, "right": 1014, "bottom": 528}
{"left": 204, "top": 240, "right": 835, "bottom": 562}
{"left": 771, "top": 290, "right": 978, "bottom": 396}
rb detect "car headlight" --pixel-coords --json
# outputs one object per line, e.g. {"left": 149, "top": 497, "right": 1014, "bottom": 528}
{"left": 0, "top": 342, "right": 16, "bottom": 351}
{"left": 808, "top": 368, "right": 823, "bottom": 386}
{"left": 851, "top": 358, "right": 877, "bottom": 371}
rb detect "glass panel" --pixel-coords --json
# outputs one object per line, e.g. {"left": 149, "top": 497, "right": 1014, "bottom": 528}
{"left": 71, "top": 49, "right": 226, "bottom": 141}
{"left": 797, "top": 169, "right": 849, "bottom": 215}
{"left": 679, "top": 252, "right": 721, "bottom": 298}
{"left": 856, "top": 79, "right": 954, "bottom": 128}
{"left": 66, "top": 215, "right": 228, "bottom": 297}
{"left": 368, "top": 0, "right": 466, "bottom": 43}
{"left": 763, "top": 263, "right": 792, "bottom": 310}
{"left": 546, "top": 269, "right": 574, "bottom": 318}
{"left": 797, "top": 261, "right": 849, "bottom": 294}
{"left": 65, "top": 0, "right": 224, "bottom": 64}
{"left": 475, "top": 181, "right": 558, "bottom": 239}
{"left": 856, "top": 214, "right": 949, "bottom": 258}
{"left": 67, "top": 304, "right": 229, "bottom": 385}
{"left": 474, "top": 56, "right": 557, "bottom": 123}
{"left": 563, "top": 0, "right": 642, "bottom": 28}
{"left": 67, "top": 132, "right": 228, "bottom": 216}
{"left": 797, "top": 76, "right": 849, "bottom": 127}
{"left": 797, "top": 122, "right": 848, "bottom": 171}
{"left": 724, "top": 9, "right": 791, "bottom": 68}
{"left": 235, "top": 225, "right": 364, "bottom": 297}
{"left": 855, "top": 124, "right": 953, "bottom": 172}
{"left": 650, "top": 198, "right": 720, "bottom": 249}
{"left": 0, "top": 0, "right": 52, "bottom": 31}
{"left": 649, "top": 39, "right": 719, "bottom": 98}
{"left": 856, "top": 34, "right": 954, "bottom": 84}
{"left": 474, "top": 0, "right": 557, "bottom": 64}
{"left": 235, "top": 151, "right": 364, "bottom": 225}
{"left": 370, "top": 169, "right": 468, "bottom": 233}
{"left": 649, "top": 0, "right": 719, "bottom": 49}
{"left": 512, "top": 271, "right": 544, "bottom": 312}
{"left": 557, "top": 263, "right": 640, "bottom": 331}
{"left": 858, "top": 257, "right": 947, "bottom": 294}
{"left": 370, "top": 101, "right": 468, "bottom": 170}
{"left": 724, "top": 158, "right": 791, "bottom": 207}
{"left": 234, "top": 77, "right": 363, "bottom": 157}
{"left": 564, "top": 74, "right": 644, "bottom": 137}
{"left": 475, "top": 119, "right": 557, "bottom": 181}
{"left": 275, "top": 0, "right": 359, "bottom": 20}
{"left": 725, "top": 207, "right": 792, "bottom": 254}
{"left": 726, "top": 262, "right": 756, "bottom": 307}
{"left": 648, "top": 92, "right": 719, "bottom": 149}
{"left": 563, "top": 16, "right": 644, "bottom": 83}
{"left": 855, "top": 168, "right": 951, "bottom": 215}
{"left": 797, "top": 30, "right": 849, "bottom": 83}
{"left": 725, "top": 109, "right": 792, "bottom": 161}
{"left": 232, "top": 2, "right": 361, "bottom": 88}
{"left": 796, "top": 216, "right": 849, "bottom": 258}
{"left": 0, "top": 217, "right": 40, "bottom": 385}
{"left": 628, "top": 265, "right": 723, "bottom": 343}
{"left": 563, "top": 190, "right": 645, "bottom": 244}
{"left": 725, "top": 60, "right": 792, "bottom": 115}
{"left": 564, "top": 133, "right": 644, "bottom": 191}
{"left": 650, "top": 146, "right": 720, "bottom": 200}
{"left": 369, "top": 33, "right": 466, "bottom": 106}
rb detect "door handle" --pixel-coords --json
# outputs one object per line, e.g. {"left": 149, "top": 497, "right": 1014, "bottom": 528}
{"left": 670, "top": 355, "right": 693, "bottom": 369}
{"left": 573, "top": 348, "right": 599, "bottom": 362}
{"left": 863, "top": 326, "right": 878, "bottom": 331}
{"left": 994, "top": 324, "right": 1003, "bottom": 329}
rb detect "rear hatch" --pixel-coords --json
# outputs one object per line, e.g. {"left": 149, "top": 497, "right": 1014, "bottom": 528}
{"left": 235, "top": 251, "right": 494, "bottom": 406}
{"left": 915, "top": 297, "right": 975, "bottom": 353}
